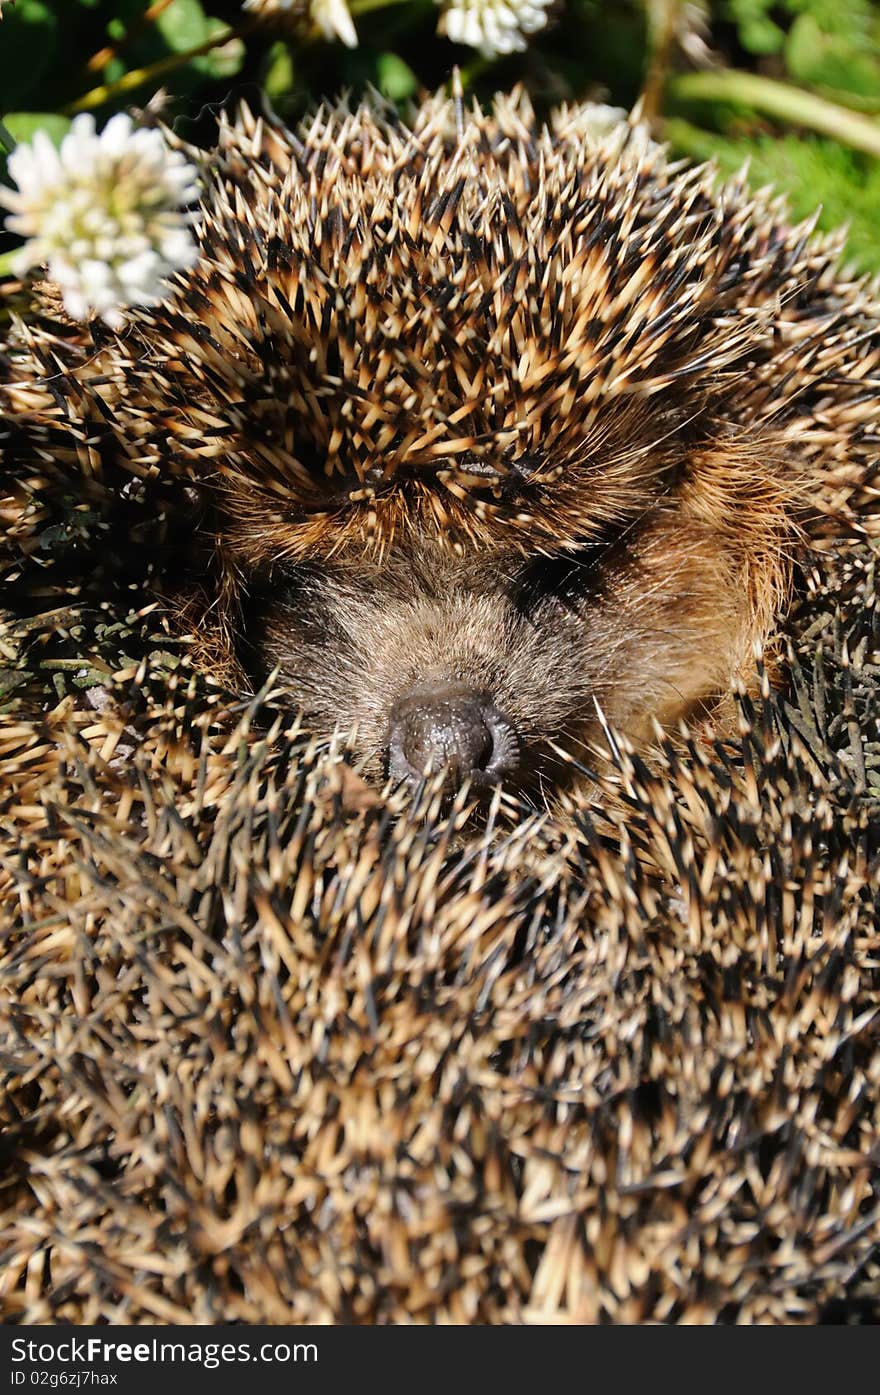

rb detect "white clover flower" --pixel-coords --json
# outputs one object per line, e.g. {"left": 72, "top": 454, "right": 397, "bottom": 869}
{"left": 0, "top": 112, "right": 200, "bottom": 330}
{"left": 243, "top": 0, "right": 358, "bottom": 47}
{"left": 438, "top": 0, "right": 553, "bottom": 58}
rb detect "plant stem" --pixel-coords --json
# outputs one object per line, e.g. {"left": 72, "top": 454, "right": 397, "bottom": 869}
{"left": 85, "top": 0, "right": 178, "bottom": 75}
{"left": 669, "top": 69, "right": 880, "bottom": 159}
{"left": 65, "top": 19, "right": 256, "bottom": 116}
{"left": 349, "top": 0, "right": 418, "bottom": 13}
{"left": 641, "top": 0, "right": 681, "bottom": 123}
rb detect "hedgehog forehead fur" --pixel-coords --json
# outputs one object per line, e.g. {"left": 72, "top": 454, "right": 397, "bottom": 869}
{"left": 17, "top": 89, "right": 877, "bottom": 559}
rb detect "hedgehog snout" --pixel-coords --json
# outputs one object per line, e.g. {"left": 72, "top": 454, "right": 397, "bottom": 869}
{"left": 386, "top": 682, "right": 519, "bottom": 789}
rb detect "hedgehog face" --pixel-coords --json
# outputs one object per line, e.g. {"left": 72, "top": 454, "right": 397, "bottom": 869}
{"left": 13, "top": 93, "right": 868, "bottom": 796}
{"left": 240, "top": 510, "right": 751, "bottom": 794}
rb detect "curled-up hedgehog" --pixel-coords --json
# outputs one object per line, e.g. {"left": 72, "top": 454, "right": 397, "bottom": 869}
{"left": 3, "top": 91, "right": 879, "bottom": 797}
{"left": 2, "top": 94, "right": 880, "bottom": 1327}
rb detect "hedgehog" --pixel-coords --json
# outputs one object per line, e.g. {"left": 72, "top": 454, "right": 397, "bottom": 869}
{"left": 1, "top": 94, "right": 880, "bottom": 1325}
{"left": 3, "top": 91, "right": 878, "bottom": 805}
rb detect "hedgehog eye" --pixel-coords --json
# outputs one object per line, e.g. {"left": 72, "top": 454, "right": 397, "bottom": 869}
{"left": 513, "top": 550, "right": 602, "bottom": 617}
{"left": 512, "top": 517, "right": 638, "bottom": 616}
{"left": 269, "top": 565, "right": 340, "bottom": 646}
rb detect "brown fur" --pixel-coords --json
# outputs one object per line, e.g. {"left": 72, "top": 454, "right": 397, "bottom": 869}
{"left": 233, "top": 474, "right": 785, "bottom": 791}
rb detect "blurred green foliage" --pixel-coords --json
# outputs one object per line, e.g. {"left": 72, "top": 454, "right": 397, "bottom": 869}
{"left": 1, "top": 0, "right": 879, "bottom": 271}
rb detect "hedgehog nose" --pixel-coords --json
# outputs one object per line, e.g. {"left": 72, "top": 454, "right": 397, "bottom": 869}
{"left": 387, "top": 683, "right": 519, "bottom": 789}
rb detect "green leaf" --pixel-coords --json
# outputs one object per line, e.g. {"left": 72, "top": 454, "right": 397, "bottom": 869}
{"left": 264, "top": 41, "right": 295, "bottom": 102}
{"left": 723, "top": 0, "right": 785, "bottom": 55}
{"left": 0, "top": 0, "right": 59, "bottom": 110}
{"left": 376, "top": 52, "right": 417, "bottom": 100}
{"left": 195, "top": 17, "right": 245, "bottom": 78}
{"left": 741, "top": 15, "right": 786, "bottom": 54}
{"left": 103, "top": 57, "right": 127, "bottom": 84}
{"left": 0, "top": 249, "right": 19, "bottom": 278}
{"left": 2, "top": 112, "right": 71, "bottom": 147}
{"left": 155, "top": 0, "right": 211, "bottom": 53}
{"left": 785, "top": 12, "right": 880, "bottom": 101}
